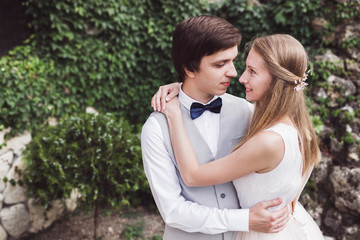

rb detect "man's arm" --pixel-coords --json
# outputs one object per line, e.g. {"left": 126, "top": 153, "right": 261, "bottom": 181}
{"left": 141, "top": 116, "right": 249, "bottom": 233}
{"left": 141, "top": 116, "right": 290, "bottom": 233}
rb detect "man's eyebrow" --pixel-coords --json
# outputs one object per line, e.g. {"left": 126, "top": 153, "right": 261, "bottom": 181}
{"left": 213, "top": 56, "right": 238, "bottom": 63}
{"left": 213, "top": 59, "right": 229, "bottom": 63}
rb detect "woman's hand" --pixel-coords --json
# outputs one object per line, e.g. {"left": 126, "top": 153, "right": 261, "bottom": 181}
{"left": 161, "top": 97, "right": 182, "bottom": 121}
{"left": 151, "top": 82, "right": 181, "bottom": 111}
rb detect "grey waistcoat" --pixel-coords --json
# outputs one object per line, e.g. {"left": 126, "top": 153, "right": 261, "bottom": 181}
{"left": 152, "top": 93, "right": 251, "bottom": 240}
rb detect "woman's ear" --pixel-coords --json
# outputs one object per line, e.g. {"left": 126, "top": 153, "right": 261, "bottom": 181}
{"left": 184, "top": 66, "right": 196, "bottom": 78}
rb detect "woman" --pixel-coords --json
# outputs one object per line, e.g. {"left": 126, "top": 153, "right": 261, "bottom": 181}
{"left": 155, "top": 34, "right": 324, "bottom": 239}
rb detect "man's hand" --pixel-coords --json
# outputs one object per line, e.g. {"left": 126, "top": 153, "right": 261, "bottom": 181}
{"left": 249, "top": 198, "right": 291, "bottom": 233}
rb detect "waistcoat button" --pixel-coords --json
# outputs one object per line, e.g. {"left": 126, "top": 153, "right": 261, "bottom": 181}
{"left": 220, "top": 193, "right": 226, "bottom": 198}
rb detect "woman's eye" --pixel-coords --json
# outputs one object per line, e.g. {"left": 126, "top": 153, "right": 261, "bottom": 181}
{"left": 250, "top": 69, "right": 256, "bottom": 74}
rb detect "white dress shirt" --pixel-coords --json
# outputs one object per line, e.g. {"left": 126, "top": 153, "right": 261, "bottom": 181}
{"left": 178, "top": 89, "right": 220, "bottom": 156}
{"left": 141, "top": 88, "right": 250, "bottom": 234}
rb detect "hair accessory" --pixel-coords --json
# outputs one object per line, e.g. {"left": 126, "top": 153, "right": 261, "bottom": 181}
{"left": 294, "top": 70, "right": 309, "bottom": 91}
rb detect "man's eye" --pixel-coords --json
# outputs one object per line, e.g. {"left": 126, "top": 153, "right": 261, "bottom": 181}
{"left": 215, "top": 63, "right": 225, "bottom": 67}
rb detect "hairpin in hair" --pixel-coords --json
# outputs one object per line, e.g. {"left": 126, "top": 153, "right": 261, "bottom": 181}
{"left": 294, "top": 70, "right": 310, "bottom": 91}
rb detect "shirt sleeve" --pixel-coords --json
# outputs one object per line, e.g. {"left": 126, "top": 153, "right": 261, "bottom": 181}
{"left": 141, "top": 116, "right": 249, "bottom": 234}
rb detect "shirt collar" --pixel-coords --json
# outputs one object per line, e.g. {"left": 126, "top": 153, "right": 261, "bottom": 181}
{"left": 179, "top": 86, "right": 220, "bottom": 111}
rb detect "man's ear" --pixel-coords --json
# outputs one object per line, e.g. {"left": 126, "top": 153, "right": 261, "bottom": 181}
{"left": 184, "top": 66, "right": 196, "bottom": 78}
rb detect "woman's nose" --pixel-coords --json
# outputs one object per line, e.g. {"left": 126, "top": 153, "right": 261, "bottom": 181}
{"left": 239, "top": 71, "right": 247, "bottom": 84}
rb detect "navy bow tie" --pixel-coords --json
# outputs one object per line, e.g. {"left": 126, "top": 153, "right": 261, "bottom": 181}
{"left": 190, "top": 97, "right": 222, "bottom": 120}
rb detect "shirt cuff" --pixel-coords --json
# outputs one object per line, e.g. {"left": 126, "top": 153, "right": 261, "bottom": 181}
{"left": 227, "top": 208, "right": 249, "bottom": 232}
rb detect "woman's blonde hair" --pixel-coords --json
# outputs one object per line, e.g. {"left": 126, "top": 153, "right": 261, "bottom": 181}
{"left": 233, "top": 34, "right": 320, "bottom": 176}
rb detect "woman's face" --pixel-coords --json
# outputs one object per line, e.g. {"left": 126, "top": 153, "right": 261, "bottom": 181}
{"left": 239, "top": 48, "right": 273, "bottom": 103}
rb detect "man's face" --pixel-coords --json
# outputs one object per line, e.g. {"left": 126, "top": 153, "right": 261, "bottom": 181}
{"left": 183, "top": 46, "right": 238, "bottom": 103}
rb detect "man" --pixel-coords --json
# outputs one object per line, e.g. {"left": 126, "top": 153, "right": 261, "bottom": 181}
{"left": 141, "top": 15, "right": 289, "bottom": 240}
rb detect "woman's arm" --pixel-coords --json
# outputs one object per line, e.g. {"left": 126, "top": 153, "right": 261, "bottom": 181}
{"left": 163, "top": 99, "right": 285, "bottom": 187}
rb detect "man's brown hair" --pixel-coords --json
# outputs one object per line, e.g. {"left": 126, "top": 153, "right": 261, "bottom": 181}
{"left": 171, "top": 15, "right": 241, "bottom": 82}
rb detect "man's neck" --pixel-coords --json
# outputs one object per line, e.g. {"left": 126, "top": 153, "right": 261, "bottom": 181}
{"left": 182, "top": 81, "right": 214, "bottom": 104}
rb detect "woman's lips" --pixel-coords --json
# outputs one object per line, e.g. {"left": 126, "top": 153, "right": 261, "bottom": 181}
{"left": 245, "top": 88, "right": 252, "bottom": 93}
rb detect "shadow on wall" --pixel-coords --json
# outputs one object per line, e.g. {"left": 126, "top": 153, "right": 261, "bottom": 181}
{"left": 0, "top": 0, "right": 33, "bottom": 57}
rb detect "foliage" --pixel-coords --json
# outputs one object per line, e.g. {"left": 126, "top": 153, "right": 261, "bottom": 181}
{"left": 3, "top": 0, "right": 355, "bottom": 135}
{"left": 308, "top": 60, "right": 360, "bottom": 162}
{"left": 21, "top": 0, "right": 213, "bottom": 128}
{"left": 0, "top": 38, "right": 87, "bottom": 137}
{"left": 217, "top": 0, "right": 324, "bottom": 96}
{"left": 218, "top": 0, "right": 323, "bottom": 48}
{"left": 309, "top": 58, "right": 344, "bottom": 83}
{"left": 22, "top": 112, "right": 151, "bottom": 210}
{"left": 320, "top": 0, "right": 360, "bottom": 59}
{"left": 322, "top": 0, "right": 360, "bottom": 34}
{"left": 152, "top": 235, "right": 163, "bottom": 240}
{"left": 119, "top": 208, "right": 163, "bottom": 240}
{"left": 0, "top": 124, "right": 5, "bottom": 150}
{"left": 120, "top": 220, "right": 146, "bottom": 240}
{"left": 2, "top": 0, "right": 332, "bottom": 135}
{"left": 0, "top": 42, "right": 51, "bottom": 136}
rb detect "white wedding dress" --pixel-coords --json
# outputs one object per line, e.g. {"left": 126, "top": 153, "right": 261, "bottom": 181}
{"left": 232, "top": 124, "right": 324, "bottom": 240}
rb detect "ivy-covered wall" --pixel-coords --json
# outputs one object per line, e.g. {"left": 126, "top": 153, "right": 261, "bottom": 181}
{"left": 2, "top": 0, "right": 356, "bottom": 136}
{"left": 0, "top": 0, "right": 327, "bottom": 136}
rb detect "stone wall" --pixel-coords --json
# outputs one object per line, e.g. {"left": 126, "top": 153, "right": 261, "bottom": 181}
{"left": 299, "top": 19, "right": 360, "bottom": 240}
{"left": 0, "top": 130, "right": 79, "bottom": 240}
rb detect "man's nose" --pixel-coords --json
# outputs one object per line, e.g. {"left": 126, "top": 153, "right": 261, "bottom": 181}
{"left": 227, "top": 62, "right": 237, "bottom": 77}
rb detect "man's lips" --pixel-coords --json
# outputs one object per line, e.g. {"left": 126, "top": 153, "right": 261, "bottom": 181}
{"left": 222, "top": 82, "right": 230, "bottom": 87}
